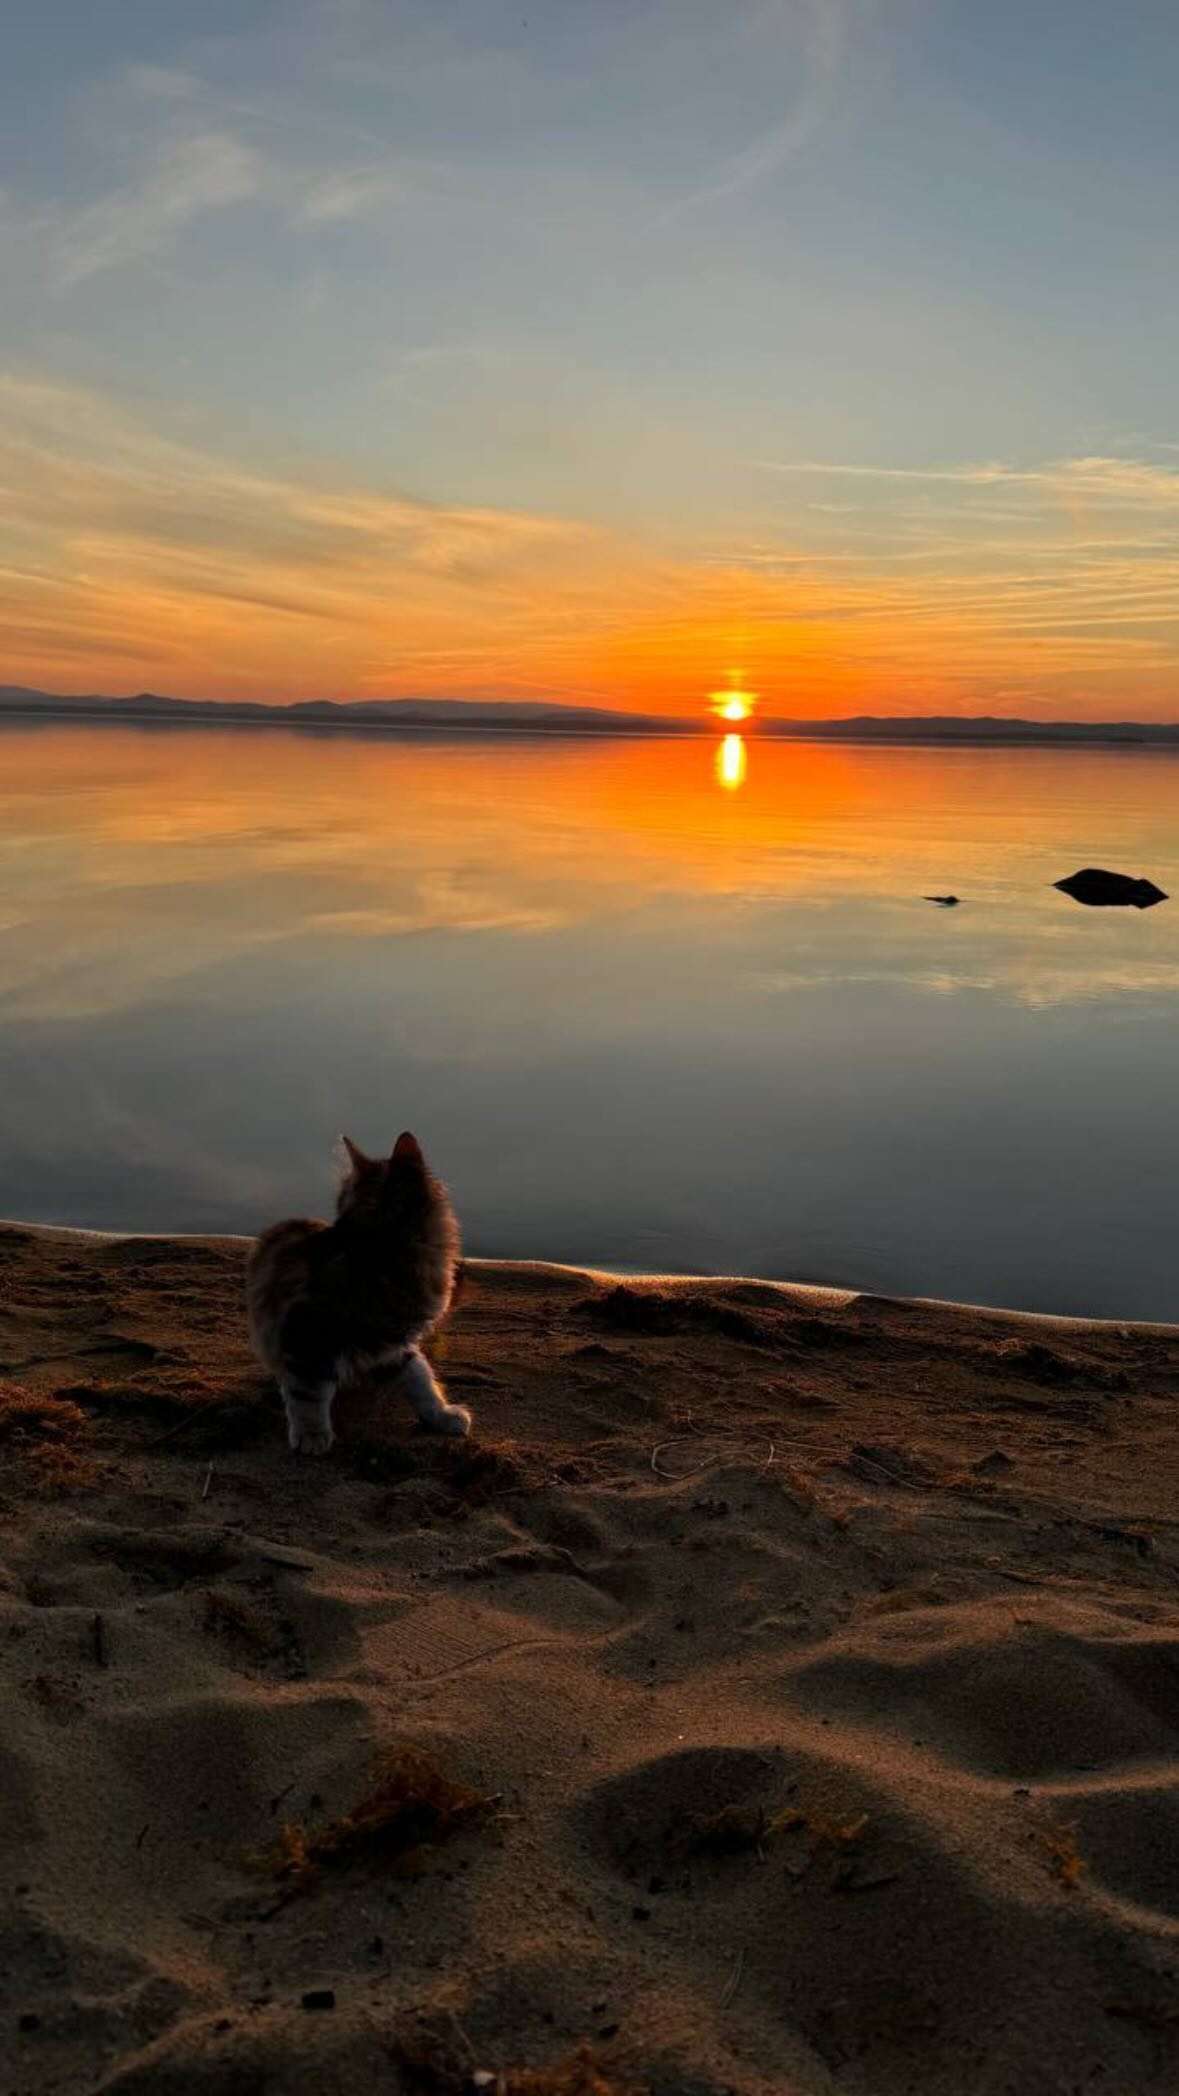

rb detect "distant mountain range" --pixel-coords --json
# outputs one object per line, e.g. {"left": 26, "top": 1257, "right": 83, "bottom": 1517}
{"left": 0, "top": 687, "right": 672, "bottom": 734}
{"left": 3, "top": 686, "right": 1179, "bottom": 744}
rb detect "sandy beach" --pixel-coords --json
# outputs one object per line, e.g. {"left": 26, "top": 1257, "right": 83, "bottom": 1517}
{"left": 4, "top": 1222, "right": 1179, "bottom": 2094}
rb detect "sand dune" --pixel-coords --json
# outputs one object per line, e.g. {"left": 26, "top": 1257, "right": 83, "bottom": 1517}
{"left": 4, "top": 1225, "right": 1179, "bottom": 2093}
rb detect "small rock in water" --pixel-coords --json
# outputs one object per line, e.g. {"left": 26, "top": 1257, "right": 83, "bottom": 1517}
{"left": 1054, "top": 867, "right": 1167, "bottom": 910}
{"left": 301, "top": 1988, "right": 336, "bottom": 2011}
{"left": 923, "top": 894, "right": 960, "bottom": 906}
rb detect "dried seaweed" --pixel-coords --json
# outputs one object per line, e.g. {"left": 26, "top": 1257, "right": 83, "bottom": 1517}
{"left": 0, "top": 1381, "right": 86, "bottom": 1442}
{"left": 25, "top": 1442, "right": 98, "bottom": 1491}
{"left": 1035, "top": 1821, "right": 1086, "bottom": 1889}
{"left": 202, "top": 1587, "right": 275, "bottom": 1657}
{"left": 266, "top": 1746, "right": 493, "bottom": 1891}
{"left": 494, "top": 2056, "right": 647, "bottom": 2096}
{"left": 392, "top": 2021, "right": 644, "bottom": 2096}
{"left": 678, "top": 1800, "right": 870, "bottom": 1863}
{"left": 679, "top": 1803, "right": 786, "bottom": 1856}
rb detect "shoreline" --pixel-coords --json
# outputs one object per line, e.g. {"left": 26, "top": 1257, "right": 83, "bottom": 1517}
{"left": 3, "top": 1217, "right": 1171, "bottom": 1334}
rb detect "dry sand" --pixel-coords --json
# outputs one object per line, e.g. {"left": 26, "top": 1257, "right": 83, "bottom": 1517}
{"left": 4, "top": 1224, "right": 1179, "bottom": 2094}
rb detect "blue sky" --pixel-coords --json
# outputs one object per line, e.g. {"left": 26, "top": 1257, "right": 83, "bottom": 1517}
{"left": 2, "top": 0, "right": 1178, "bottom": 714}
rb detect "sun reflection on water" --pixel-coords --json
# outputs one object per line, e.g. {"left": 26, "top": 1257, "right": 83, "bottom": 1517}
{"left": 716, "top": 733, "right": 747, "bottom": 790}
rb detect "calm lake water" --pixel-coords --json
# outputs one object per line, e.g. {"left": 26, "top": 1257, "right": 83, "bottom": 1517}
{"left": 3, "top": 721, "right": 1179, "bottom": 1320}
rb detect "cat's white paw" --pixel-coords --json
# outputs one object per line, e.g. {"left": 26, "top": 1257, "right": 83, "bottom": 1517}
{"left": 290, "top": 1424, "right": 334, "bottom": 1456}
{"left": 437, "top": 1404, "right": 472, "bottom": 1438}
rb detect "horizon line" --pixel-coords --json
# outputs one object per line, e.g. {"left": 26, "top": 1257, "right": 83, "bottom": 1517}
{"left": 4, "top": 686, "right": 1179, "bottom": 743}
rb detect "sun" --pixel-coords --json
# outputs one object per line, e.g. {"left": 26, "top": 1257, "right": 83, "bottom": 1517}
{"left": 709, "top": 673, "right": 756, "bottom": 723}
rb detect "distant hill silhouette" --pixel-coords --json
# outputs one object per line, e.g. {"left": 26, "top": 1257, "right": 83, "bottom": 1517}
{"left": 0, "top": 688, "right": 679, "bottom": 734}
{"left": 3, "top": 687, "right": 1179, "bottom": 744}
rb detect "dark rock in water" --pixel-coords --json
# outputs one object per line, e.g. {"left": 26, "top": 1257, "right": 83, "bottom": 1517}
{"left": 1054, "top": 867, "right": 1167, "bottom": 910}
{"left": 924, "top": 894, "right": 960, "bottom": 907}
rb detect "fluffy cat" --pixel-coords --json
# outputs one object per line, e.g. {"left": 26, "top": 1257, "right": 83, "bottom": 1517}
{"left": 246, "top": 1130, "right": 470, "bottom": 1455}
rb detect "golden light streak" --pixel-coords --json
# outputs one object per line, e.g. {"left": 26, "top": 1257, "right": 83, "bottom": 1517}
{"left": 716, "top": 732, "right": 747, "bottom": 790}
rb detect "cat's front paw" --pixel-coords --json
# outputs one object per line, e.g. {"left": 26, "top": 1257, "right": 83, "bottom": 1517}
{"left": 438, "top": 1403, "right": 473, "bottom": 1438}
{"left": 290, "top": 1423, "right": 334, "bottom": 1456}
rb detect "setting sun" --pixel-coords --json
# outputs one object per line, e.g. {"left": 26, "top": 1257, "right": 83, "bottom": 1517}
{"left": 709, "top": 674, "right": 757, "bottom": 724}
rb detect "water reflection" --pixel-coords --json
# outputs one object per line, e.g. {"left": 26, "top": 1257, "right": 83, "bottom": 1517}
{"left": 2, "top": 722, "right": 1179, "bottom": 1318}
{"left": 715, "top": 733, "right": 747, "bottom": 791}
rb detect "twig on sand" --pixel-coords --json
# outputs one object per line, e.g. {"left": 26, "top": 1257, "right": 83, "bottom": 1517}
{"left": 183, "top": 1910, "right": 257, "bottom": 1934}
{"left": 721, "top": 1947, "right": 746, "bottom": 2009}
{"left": 201, "top": 1461, "right": 214, "bottom": 1501}
{"left": 650, "top": 1435, "right": 776, "bottom": 1481}
{"left": 145, "top": 1409, "right": 210, "bottom": 1448}
{"left": 91, "top": 1611, "right": 107, "bottom": 1669}
{"left": 145, "top": 1397, "right": 246, "bottom": 1448}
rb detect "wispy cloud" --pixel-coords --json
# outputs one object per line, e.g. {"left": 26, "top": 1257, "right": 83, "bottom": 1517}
{"left": 299, "top": 166, "right": 418, "bottom": 224}
{"left": 754, "top": 454, "right": 1179, "bottom": 505}
{"left": 1, "top": 131, "right": 270, "bottom": 293}
{"left": 704, "top": 0, "right": 849, "bottom": 200}
{"left": 665, "top": 0, "right": 867, "bottom": 215}
{"left": 27, "top": 132, "right": 265, "bottom": 287}
{"left": 0, "top": 42, "right": 435, "bottom": 286}
{"left": 0, "top": 374, "right": 626, "bottom": 697}
{"left": 757, "top": 459, "right": 1021, "bottom": 484}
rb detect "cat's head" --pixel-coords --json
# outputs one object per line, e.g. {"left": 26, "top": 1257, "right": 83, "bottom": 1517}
{"left": 335, "top": 1130, "right": 431, "bottom": 1219}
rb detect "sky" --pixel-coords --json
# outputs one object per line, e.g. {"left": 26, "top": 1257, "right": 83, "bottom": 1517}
{"left": 1, "top": 0, "right": 1178, "bottom": 719}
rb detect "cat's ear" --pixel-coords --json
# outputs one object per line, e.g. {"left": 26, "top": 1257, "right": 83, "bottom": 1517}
{"left": 392, "top": 1130, "right": 424, "bottom": 1165}
{"left": 339, "top": 1135, "right": 370, "bottom": 1173}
